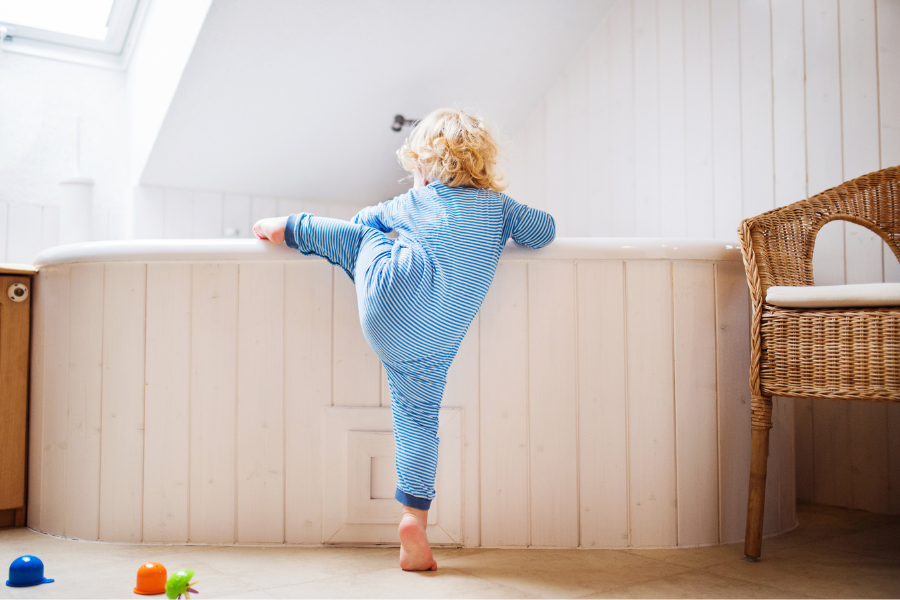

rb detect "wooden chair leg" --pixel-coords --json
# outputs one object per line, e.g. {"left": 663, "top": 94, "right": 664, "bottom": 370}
{"left": 744, "top": 394, "right": 773, "bottom": 561}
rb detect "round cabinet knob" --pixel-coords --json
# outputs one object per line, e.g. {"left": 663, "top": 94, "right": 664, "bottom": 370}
{"left": 8, "top": 283, "right": 28, "bottom": 302}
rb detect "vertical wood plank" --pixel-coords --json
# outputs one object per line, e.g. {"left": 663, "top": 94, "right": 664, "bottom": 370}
{"left": 528, "top": 262, "right": 578, "bottom": 547}
{"left": 164, "top": 189, "right": 194, "bottom": 239}
{"left": 889, "top": 404, "right": 900, "bottom": 513}
{"left": 7, "top": 203, "right": 44, "bottom": 264}
{"left": 0, "top": 203, "right": 8, "bottom": 262}
{"left": 65, "top": 263, "right": 104, "bottom": 540}
{"left": 27, "top": 266, "right": 47, "bottom": 530}
{"left": 633, "top": 0, "right": 660, "bottom": 237}
{"left": 806, "top": 0, "right": 845, "bottom": 195}
{"left": 610, "top": 1, "right": 636, "bottom": 236}
{"left": 625, "top": 260, "right": 677, "bottom": 547}
{"left": 587, "top": 19, "right": 612, "bottom": 237}
{"left": 772, "top": 0, "right": 808, "bottom": 206}
{"left": 223, "top": 194, "right": 252, "bottom": 238}
{"left": 813, "top": 399, "right": 853, "bottom": 506}
{"left": 686, "top": 0, "right": 715, "bottom": 239}
{"left": 775, "top": 397, "right": 797, "bottom": 530}
{"left": 285, "top": 262, "right": 333, "bottom": 543}
{"left": 841, "top": 0, "right": 884, "bottom": 289}
{"left": 98, "top": 263, "right": 146, "bottom": 542}
{"left": 133, "top": 187, "right": 165, "bottom": 239}
{"left": 237, "top": 263, "right": 285, "bottom": 543}
{"left": 479, "top": 262, "right": 529, "bottom": 546}
{"left": 442, "top": 316, "right": 481, "bottom": 547}
{"left": 794, "top": 398, "right": 816, "bottom": 501}
{"left": 672, "top": 261, "right": 719, "bottom": 546}
{"left": 251, "top": 197, "right": 280, "bottom": 228}
{"left": 544, "top": 76, "right": 568, "bottom": 237}
{"left": 710, "top": 0, "right": 742, "bottom": 240}
{"left": 41, "top": 206, "right": 60, "bottom": 252}
{"left": 739, "top": 0, "right": 775, "bottom": 223}
{"left": 885, "top": 244, "right": 900, "bottom": 283}
{"left": 191, "top": 263, "right": 238, "bottom": 543}
{"left": 658, "top": 0, "right": 686, "bottom": 238}
{"left": 807, "top": 0, "right": 847, "bottom": 289}
{"left": 143, "top": 263, "right": 191, "bottom": 543}
{"left": 566, "top": 49, "right": 591, "bottom": 238}
{"left": 577, "top": 261, "right": 629, "bottom": 548}
{"left": 840, "top": 0, "right": 881, "bottom": 181}
{"left": 849, "top": 402, "right": 890, "bottom": 513}
{"left": 715, "top": 261, "right": 752, "bottom": 543}
{"left": 805, "top": 0, "right": 851, "bottom": 512}
{"left": 332, "top": 271, "right": 380, "bottom": 406}
{"left": 192, "top": 191, "right": 224, "bottom": 239}
{"left": 846, "top": 222, "right": 885, "bottom": 284}
{"left": 879, "top": 0, "right": 900, "bottom": 167}
{"left": 517, "top": 103, "right": 547, "bottom": 213}
{"left": 38, "top": 266, "right": 70, "bottom": 535}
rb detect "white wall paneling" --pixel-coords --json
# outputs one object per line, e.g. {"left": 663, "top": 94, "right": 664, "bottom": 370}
{"left": 65, "top": 263, "right": 104, "bottom": 541}
{"left": 41, "top": 207, "right": 60, "bottom": 253}
{"left": 658, "top": 0, "right": 686, "bottom": 238}
{"left": 163, "top": 189, "right": 194, "bottom": 239}
{"left": 28, "top": 238, "right": 788, "bottom": 547}
{"left": 0, "top": 204, "right": 7, "bottom": 262}
{"left": 577, "top": 261, "right": 628, "bottom": 547}
{"left": 237, "top": 263, "right": 285, "bottom": 543}
{"left": 143, "top": 263, "right": 191, "bottom": 543}
{"left": 98, "top": 263, "right": 146, "bottom": 542}
{"left": 223, "top": 194, "right": 252, "bottom": 239}
{"left": 479, "top": 262, "right": 530, "bottom": 546}
{"left": 686, "top": 0, "right": 715, "bottom": 239}
{"left": 190, "top": 263, "right": 238, "bottom": 543}
{"left": 285, "top": 262, "right": 333, "bottom": 544}
{"left": 508, "top": 0, "right": 898, "bottom": 515}
{"left": 7, "top": 204, "right": 44, "bottom": 264}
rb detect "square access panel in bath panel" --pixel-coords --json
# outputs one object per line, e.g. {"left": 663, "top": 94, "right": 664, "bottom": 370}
{"left": 320, "top": 406, "right": 462, "bottom": 545}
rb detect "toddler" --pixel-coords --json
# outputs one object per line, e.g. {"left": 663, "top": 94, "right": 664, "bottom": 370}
{"left": 253, "top": 108, "right": 555, "bottom": 570}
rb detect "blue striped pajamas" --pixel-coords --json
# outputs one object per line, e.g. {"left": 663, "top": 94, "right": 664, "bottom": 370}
{"left": 284, "top": 182, "right": 555, "bottom": 509}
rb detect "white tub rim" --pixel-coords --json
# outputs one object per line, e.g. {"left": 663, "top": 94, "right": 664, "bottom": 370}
{"left": 33, "top": 237, "right": 743, "bottom": 267}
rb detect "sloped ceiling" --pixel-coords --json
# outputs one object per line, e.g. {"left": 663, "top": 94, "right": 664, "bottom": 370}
{"left": 140, "top": 0, "right": 614, "bottom": 204}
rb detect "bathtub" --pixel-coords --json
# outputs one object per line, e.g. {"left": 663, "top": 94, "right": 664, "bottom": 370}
{"left": 27, "top": 238, "right": 795, "bottom": 547}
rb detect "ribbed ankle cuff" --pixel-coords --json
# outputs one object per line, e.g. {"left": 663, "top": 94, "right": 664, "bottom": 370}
{"left": 395, "top": 488, "right": 432, "bottom": 510}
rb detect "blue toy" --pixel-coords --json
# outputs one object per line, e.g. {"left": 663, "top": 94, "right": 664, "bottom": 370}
{"left": 6, "top": 555, "right": 54, "bottom": 587}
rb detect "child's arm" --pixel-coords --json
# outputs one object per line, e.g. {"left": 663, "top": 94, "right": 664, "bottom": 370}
{"left": 508, "top": 201, "right": 556, "bottom": 249}
{"left": 352, "top": 199, "right": 397, "bottom": 233}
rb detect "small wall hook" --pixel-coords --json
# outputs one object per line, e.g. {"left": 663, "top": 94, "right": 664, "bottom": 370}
{"left": 392, "top": 114, "right": 419, "bottom": 132}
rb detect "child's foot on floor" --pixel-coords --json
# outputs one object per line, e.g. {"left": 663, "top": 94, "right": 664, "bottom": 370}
{"left": 398, "top": 509, "right": 437, "bottom": 571}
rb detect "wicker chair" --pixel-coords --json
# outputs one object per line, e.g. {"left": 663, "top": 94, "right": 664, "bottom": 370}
{"left": 737, "top": 165, "right": 900, "bottom": 561}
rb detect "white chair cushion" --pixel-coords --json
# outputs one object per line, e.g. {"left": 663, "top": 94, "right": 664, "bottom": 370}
{"left": 766, "top": 283, "right": 900, "bottom": 308}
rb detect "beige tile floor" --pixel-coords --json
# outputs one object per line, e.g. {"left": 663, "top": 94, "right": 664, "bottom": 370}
{"left": 1, "top": 503, "right": 898, "bottom": 599}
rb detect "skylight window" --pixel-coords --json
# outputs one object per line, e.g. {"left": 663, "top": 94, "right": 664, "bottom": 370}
{"left": 0, "top": 0, "right": 139, "bottom": 55}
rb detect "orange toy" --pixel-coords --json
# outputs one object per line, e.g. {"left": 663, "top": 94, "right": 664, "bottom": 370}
{"left": 134, "top": 562, "right": 167, "bottom": 595}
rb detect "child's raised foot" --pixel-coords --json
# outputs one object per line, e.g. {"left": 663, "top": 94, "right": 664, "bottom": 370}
{"left": 398, "top": 511, "right": 437, "bottom": 571}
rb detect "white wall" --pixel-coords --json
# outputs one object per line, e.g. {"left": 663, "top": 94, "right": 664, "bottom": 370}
{"left": 0, "top": 51, "right": 129, "bottom": 263}
{"left": 131, "top": 186, "right": 368, "bottom": 240}
{"left": 506, "top": 0, "right": 900, "bottom": 514}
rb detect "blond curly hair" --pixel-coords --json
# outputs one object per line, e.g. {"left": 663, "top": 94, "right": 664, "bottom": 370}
{"left": 397, "top": 108, "right": 507, "bottom": 192}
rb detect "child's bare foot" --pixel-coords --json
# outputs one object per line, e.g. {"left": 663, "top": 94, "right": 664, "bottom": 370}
{"left": 398, "top": 506, "right": 437, "bottom": 571}
{"left": 252, "top": 216, "right": 288, "bottom": 244}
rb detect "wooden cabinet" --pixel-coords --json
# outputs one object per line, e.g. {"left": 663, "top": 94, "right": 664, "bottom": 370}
{"left": 0, "top": 265, "right": 35, "bottom": 528}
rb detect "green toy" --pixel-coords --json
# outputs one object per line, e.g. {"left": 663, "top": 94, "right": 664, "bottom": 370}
{"left": 165, "top": 569, "right": 199, "bottom": 600}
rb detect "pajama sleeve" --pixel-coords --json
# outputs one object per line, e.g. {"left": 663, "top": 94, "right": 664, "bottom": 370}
{"left": 352, "top": 198, "right": 398, "bottom": 233}
{"left": 506, "top": 198, "right": 556, "bottom": 249}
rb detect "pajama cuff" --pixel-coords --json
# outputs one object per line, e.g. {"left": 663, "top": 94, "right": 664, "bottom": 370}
{"left": 395, "top": 488, "right": 432, "bottom": 510}
{"left": 284, "top": 213, "right": 300, "bottom": 249}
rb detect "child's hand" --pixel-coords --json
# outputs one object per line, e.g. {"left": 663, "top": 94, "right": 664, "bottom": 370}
{"left": 253, "top": 216, "right": 288, "bottom": 244}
